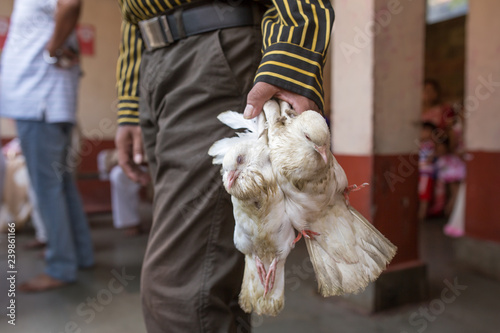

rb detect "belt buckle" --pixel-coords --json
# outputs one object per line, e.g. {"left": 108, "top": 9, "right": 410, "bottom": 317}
{"left": 139, "top": 16, "right": 174, "bottom": 51}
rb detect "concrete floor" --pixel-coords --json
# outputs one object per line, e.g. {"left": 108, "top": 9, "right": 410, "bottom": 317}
{"left": 1, "top": 214, "right": 499, "bottom": 333}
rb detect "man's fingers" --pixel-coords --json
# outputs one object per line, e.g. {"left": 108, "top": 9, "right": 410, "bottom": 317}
{"left": 115, "top": 125, "right": 145, "bottom": 184}
{"left": 132, "top": 128, "right": 144, "bottom": 165}
{"left": 244, "top": 82, "right": 279, "bottom": 119}
{"left": 245, "top": 81, "right": 321, "bottom": 118}
{"left": 118, "top": 151, "right": 139, "bottom": 183}
{"left": 275, "top": 90, "right": 320, "bottom": 114}
{"left": 130, "top": 127, "right": 150, "bottom": 185}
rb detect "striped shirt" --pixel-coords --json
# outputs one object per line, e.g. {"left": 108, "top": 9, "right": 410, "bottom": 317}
{"left": 117, "top": 0, "right": 334, "bottom": 125}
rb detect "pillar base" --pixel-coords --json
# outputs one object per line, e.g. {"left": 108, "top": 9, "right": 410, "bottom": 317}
{"left": 454, "top": 237, "right": 500, "bottom": 281}
{"left": 341, "top": 260, "right": 428, "bottom": 313}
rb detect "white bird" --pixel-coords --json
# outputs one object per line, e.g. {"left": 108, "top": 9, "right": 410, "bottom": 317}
{"left": 209, "top": 112, "right": 295, "bottom": 316}
{"left": 263, "top": 100, "right": 397, "bottom": 296}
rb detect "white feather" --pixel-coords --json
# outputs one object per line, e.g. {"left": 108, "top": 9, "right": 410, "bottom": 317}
{"left": 208, "top": 111, "right": 266, "bottom": 165}
{"left": 217, "top": 111, "right": 259, "bottom": 132}
{"left": 208, "top": 137, "right": 243, "bottom": 165}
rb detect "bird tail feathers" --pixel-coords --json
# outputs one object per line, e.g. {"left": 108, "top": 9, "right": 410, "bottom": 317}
{"left": 305, "top": 205, "right": 397, "bottom": 297}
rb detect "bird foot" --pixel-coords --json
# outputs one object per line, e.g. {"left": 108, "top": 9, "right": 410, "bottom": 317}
{"left": 293, "top": 229, "right": 321, "bottom": 245}
{"left": 343, "top": 183, "right": 370, "bottom": 206}
{"left": 303, "top": 229, "right": 320, "bottom": 239}
{"left": 255, "top": 256, "right": 267, "bottom": 287}
{"left": 264, "top": 258, "right": 278, "bottom": 296}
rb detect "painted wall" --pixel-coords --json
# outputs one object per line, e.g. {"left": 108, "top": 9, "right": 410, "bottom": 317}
{"left": 0, "top": 0, "right": 122, "bottom": 140}
{"left": 332, "top": 0, "right": 423, "bottom": 156}
{"left": 331, "top": 0, "right": 374, "bottom": 156}
{"left": 465, "top": 0, "right": 500, "bottom": 152}
{"left": 465, "top": 0, "right": 500, "bottom": 243}
{"left": 372, "top": 0, "right": 423, "bottom": 155}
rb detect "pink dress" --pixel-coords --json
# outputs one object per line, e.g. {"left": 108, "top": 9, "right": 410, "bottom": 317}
{"left": 436, "top": 155, "right": 466, "bottom": 183}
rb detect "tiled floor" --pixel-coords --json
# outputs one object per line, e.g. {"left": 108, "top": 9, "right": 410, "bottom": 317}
{"left": 1, "top": 214, "right": 499, "bottom": 333}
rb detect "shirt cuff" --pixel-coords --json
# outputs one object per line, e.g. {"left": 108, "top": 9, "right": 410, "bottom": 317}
{"left": 254, "top": 42, "right": 326, "bottom": 111}
{"left": 117, "top": 97, "right": 140, "bottom": 126}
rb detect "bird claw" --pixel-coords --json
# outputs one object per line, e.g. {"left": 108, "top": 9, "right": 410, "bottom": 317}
{"left": 303, "top": 230, "right": 320, "bottom": 239}
{"left": 255, "top": 257, "right": 267, "bottom": 287}
{"left": 343, "top": 183, "right": 369, "bottom": 206}
{"left": 293, "top": 229, "right": 320, "bottom": 245}
{"left": 264, "top": 258, "right": 278, "bottom": 296}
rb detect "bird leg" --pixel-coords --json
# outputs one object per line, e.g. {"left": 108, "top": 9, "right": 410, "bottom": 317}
{"left": 264, "top": 258, "right": 278, "bottom": 296}
{"left": 343, "top": 183, "right": 369, "bottom": 206}
{"left": 255, "top": 256, "right": 267, "bottom": 287}
{"left": 293, "top": 229, "right": 321, "bottom": 245}
{"left": 293, "top": 232, "right": 302, "bottom": 245}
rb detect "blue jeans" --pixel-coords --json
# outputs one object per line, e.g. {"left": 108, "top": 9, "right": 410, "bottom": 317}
{"left": 17, "top": 120, "right": 94, "bottom": 282}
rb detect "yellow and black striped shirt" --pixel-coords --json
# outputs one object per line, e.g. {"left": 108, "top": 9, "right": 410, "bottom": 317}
{"left": 117, "top": 0, "right": 334, "bottom": 125}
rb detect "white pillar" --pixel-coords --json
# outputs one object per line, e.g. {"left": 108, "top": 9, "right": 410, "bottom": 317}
{"left": 332, "top": 0, "right": 423, "bottom": 155}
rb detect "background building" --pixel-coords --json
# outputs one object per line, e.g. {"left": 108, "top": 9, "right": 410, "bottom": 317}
{"left": 0, "top": 0, "right": 499, "bottom": 332}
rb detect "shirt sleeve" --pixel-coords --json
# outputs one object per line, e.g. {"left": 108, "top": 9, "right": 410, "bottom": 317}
{"left": 255, "top": 0, "right": 334, "bottom": 111}
{"left": 116, "top": 19, "right": 143, "bottom": 126}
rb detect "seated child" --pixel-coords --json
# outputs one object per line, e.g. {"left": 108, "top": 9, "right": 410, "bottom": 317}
{"left": 418, "top": 122, "right": 437, "bottom": 221}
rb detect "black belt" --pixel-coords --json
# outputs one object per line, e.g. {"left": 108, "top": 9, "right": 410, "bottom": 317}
{"left": 139, "top": 2, "right": 259, "bottom": 51}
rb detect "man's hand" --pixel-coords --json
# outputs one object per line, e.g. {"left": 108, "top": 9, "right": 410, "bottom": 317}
{"left": 56, "top": 47, "right": 80, "bottom": 68}
{"left": 244, "top": 82, "right": 320, "bottom": 119}
{"left": 115, "top": 125, "right": 150, "bottom": 185}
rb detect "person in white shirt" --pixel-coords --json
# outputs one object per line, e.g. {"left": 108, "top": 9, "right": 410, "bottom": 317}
{"left": 0, "top": 0, "right": 94, "bottom": 291}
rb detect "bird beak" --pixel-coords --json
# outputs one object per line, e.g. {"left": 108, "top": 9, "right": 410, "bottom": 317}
{"left": 315, "top": 145, "right": 328, "bottom": 164}
{"left": 227, "top": 170, "right": 238, "bottom": 189}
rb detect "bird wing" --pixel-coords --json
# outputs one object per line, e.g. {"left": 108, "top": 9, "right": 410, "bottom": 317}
{"left": 232, "top": 196, "right": 258, "bottom": 256}
{"left": 331, "top": 154, "right": 349, "bottom": 192}
{"left": 208, "top": 111, "right": 266, "bottom": 165}
{"left": 217, "top": 110, "right": 261, "bottom": 133}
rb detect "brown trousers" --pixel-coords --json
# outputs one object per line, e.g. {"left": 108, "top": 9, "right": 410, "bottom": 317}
{"left": 139, "top": 26, "right": 262, "bottom": 332}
